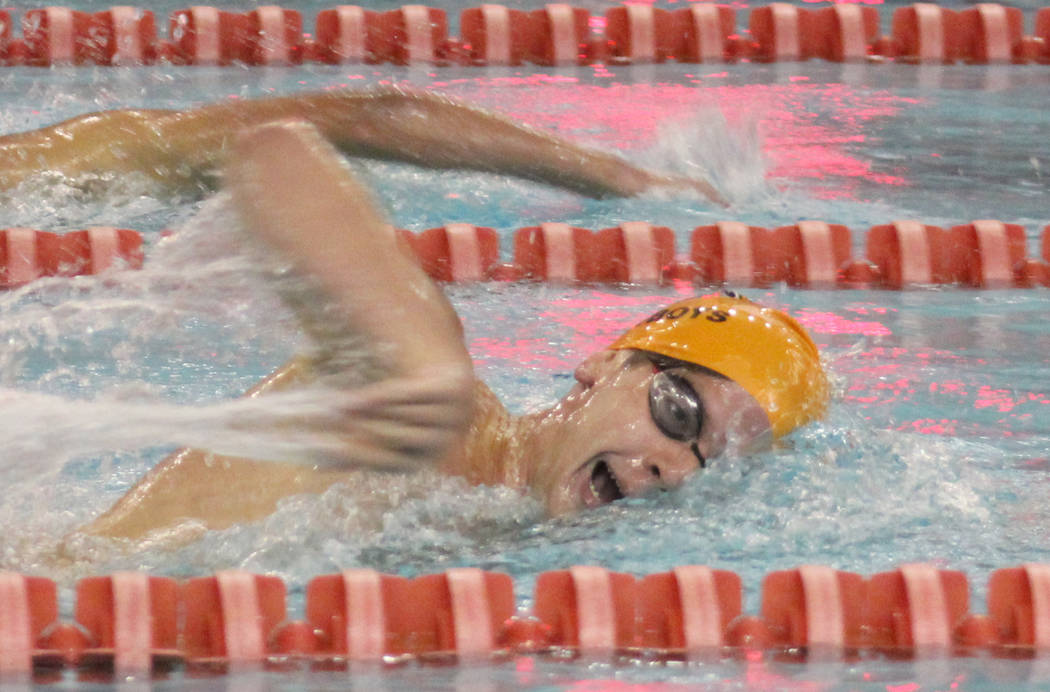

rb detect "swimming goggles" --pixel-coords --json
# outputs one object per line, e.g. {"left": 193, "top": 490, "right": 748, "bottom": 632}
{"left": 648, "top": 367, "right": 707, "bottom": 469}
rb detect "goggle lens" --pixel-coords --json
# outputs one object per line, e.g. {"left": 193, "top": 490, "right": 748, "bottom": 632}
{"left": 648, "top": 371, "right": 704, "bottom": 443}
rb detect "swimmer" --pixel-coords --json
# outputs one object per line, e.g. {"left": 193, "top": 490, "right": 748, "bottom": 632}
{"left": 0, "top": 87, "right": 725, "bottom": 204}
{"left": 81, "top": 120, "right": 828, "bottom": 542}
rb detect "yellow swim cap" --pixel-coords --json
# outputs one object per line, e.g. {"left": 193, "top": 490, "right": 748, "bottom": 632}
{"left": 609, "top": 295, "right": 828, "bottom": 438}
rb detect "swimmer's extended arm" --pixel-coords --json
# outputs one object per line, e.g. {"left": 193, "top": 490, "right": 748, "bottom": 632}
{"left": 297, "top": 89, "right": 726, "bottom": 202}
{"left": 0, "top": 89, "right": 725, "bottom": 203}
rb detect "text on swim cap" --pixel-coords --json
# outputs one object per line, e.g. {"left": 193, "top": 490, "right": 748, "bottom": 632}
{"left": 643, "top": 306, "right": 730, "bottom": 324}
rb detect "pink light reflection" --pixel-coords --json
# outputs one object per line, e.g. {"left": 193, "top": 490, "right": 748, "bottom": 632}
{"left": 897, "top": 418, "right": 959, "bottom": 435}
{"left": 468, "top": 289, "right": 696, "bottom": 371}
{"left": 974, "top": 386, "right": 1050, "bottom": 413}
{"left": 931, "top": 380, "right": 969, "bottom": 396}
{"left": 563, "top": 651, "right": 828, "bottom": 691}
{"left": 439, "top": 80, "right": 914, "bottom": 201}
{"left": 740, "top": 651, "right": 829, "bottom": 691}
{"left": 565, "top": 682, "right": 679, "bottom": 692}
{"left": 848, "top": 306, "right": 896, "bottom": 316}
{"left": 886, "top": 684, "right": 921, "bottom": 692}
{"left": 470, "top": 336, "right": 578, "bottom": 371}
{"left": 795, "top": 311, "right": 893, "bottom": 337}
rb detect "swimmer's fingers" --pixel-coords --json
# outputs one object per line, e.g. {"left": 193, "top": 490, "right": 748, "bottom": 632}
{"left": 334, "top": 373, "right": 476, "bottom": 408}
{"left": 299, "top": 373, "right": 473, "bottom": 470}
{"left": 291, "top": 416, "right": 463, "bottom": 471}
{"left": 292, "top": 399, "right": 468, "bottom": 459}
{"left": 338, "top": 421, "right": 463, "bottom": 468}
{"left": 343, "top": 398, "right": 469, "bottom": 431}
{"left": 689, "top": 179, "right": 730, "bottom": 208}
{"left": 308, "top": 442, "right": 442, "bottom": 472}
{"left": 220, "top": 415, "right": 456, "bottom": 472}
{"left": 649, "top": 174, "right": 729, "bottom": 207}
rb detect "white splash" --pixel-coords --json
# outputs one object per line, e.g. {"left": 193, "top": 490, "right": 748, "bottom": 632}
{"left": 0, "top": 384, "right": 374, "bottom": 485}
{"left": 0, "top": 195, "right": 368, "bottom": 482}
{"left": 641, "top": 106, "right": 773, "bottom": 207}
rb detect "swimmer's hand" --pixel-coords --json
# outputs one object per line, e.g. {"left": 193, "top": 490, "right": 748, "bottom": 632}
{"left": 235, "top": 373, "right": 475, "bottom": 470}
{"left": 635, "top": 171, "right": 729, "bottom": 207}
{"left": 333, "top": 373, "right": 476, "bottom": 469}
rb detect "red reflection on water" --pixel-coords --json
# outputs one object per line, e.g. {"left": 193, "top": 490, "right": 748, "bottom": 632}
{"left": 848, "top": 306, "right": 897, "bottom": 316}
{"left": 899, "top": 418, "right": 959, "bottom": 435}
{"left": 566, "top": 682, "right": 680, "bottom": 691}
{"left": 468, "top": 289, "right": 696, "bottom": 371}
{"left": 470, "top": 336, "right": 578, "bottom": 371}
{"left": 514, "top": 655, "right": 535, "bottom": 685}
{"left": 795, "top": 311, "right": 892, "bottom": 337}
{"left": 739, "top": 650, "right": 827, "bottom": 690}
{"left": 886, "top": 684, "right": 921, "bottom": 692}
{"left": 437, "top": 80, "right": 914, "bottom": 201}
{"left": 974, "top": 386, "right": 1050, "bottom": 413}
{"left": 750, "top": 82, "right": 913, "bottom": 198}
{"left": 931, "top": 380, "right": 968, "bottom": 396}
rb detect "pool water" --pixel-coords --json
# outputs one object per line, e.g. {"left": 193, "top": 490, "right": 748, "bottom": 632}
{"left": 0, "top": 30, "right": 1048, "bottom": 692}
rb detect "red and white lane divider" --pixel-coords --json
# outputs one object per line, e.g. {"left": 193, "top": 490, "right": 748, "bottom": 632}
{"left": 1, "top": 3, "right": 1049, "bottom": 67}
{"left": 0, "top": 227, "right": 143, "bottom": 288}
{"left": 3, "top": 220, "right": 1049, "bottom": 290}
{"left": 5, "top": 562, "right": 1050, "bottom": 674}
{"left": 399, "top": 218, "right": 1050, "bottom": 288}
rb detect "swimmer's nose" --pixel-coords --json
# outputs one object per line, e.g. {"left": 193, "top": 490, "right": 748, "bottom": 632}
{"left": 615, "top": 452, "right": 699, "bottom": 496}
{"left": 645, "top": 452, "right": 700, "bottom": 489}
{"left": 572, "top": 350, "right": 622, "bottom": 388}
{"left": 572, "top": 363, "right": 595, "bottom": 389}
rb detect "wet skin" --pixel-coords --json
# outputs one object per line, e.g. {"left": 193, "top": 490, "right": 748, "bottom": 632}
{"left": 76, "top": 121, "right": 737, "bottom": 543}
{"left": 518, "top": 349, "right": 773, "bottom": 516}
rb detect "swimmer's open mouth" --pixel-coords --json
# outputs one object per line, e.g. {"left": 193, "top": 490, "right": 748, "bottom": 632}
{"left": 589, "top": 459, "right": 624, "bottom": 506}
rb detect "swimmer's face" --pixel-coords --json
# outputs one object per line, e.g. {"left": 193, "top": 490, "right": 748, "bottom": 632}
{"left": 531, "top": 349, "right": 772, "bottom": 515}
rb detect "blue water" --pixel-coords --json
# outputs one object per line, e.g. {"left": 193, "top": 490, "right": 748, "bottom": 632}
{"left": 0, "top": 30, "right": 1048, "bottom": 692}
